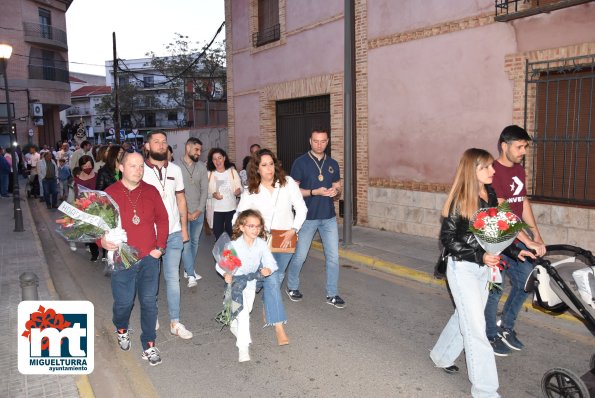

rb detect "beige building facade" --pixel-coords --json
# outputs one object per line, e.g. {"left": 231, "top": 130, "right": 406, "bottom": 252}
{"left": 0, "top": 0, "right": 72, "bottom": 149}
{"left": 225, "top": 0, "right": 595, "bottom": 250}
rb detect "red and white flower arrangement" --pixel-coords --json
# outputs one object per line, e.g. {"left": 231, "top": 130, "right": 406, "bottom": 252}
{"left": 469, "top": 202, "right": 528, "bottom": 290}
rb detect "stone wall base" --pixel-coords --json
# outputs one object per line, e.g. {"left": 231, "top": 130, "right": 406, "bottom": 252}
{"left": 368, "top": 187, "right": 595, "bottom": 251}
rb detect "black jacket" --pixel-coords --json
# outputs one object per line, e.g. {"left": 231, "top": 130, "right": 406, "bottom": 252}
{"left": 95, "top": 165, "right": 118, "bottom": 191}
{"left": 440, "top": 184, "right": 520, "bottom": 265}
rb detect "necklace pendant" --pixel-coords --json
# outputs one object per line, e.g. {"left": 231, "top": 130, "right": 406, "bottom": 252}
{"left": 161, "top": 191, "right": 167, "bottom": 200}
{"left": 132, "top": 210, "right": 140, "bottom": 225}
{"left": 318, "top": 174, "right": 324, "bottom": 182}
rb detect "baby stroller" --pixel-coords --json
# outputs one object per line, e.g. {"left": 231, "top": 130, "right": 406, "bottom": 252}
{"left": 524, "top": 244, "right": 595, "bottom": 398}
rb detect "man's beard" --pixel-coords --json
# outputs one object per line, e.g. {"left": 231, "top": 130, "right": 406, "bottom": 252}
{"left": 149, "top": 150, "right": 168, "bottom": 161}
{"left": 188, "top": 154, "right": 199, "bottom": 162}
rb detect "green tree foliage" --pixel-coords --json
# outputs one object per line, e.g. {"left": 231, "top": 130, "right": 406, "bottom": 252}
{"left": 146, "top": 33, "right": 226, "bottom": 109}
{"left": 94, "top": 78, "right": 160, "bottom": 129}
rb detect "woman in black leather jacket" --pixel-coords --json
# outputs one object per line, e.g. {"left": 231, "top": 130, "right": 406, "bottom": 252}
{"left": 95, "top": 145, "right": 123, "bottom": 191}
{"left": 429, "top": 148, "right": 533, "bottom": 398}
{"left": 95, "top": 145, "right": 123, "bottom": 269}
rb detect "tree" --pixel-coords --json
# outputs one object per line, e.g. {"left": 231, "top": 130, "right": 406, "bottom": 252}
{"left": 94, "top": 77, "right": 161, "bottom": 129}
{"left": 146, "top": 33, "right": 226, "bottom": 123}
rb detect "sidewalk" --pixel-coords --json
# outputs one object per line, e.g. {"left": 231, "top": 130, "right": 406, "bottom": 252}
{"left": 0, "top": 185, "right": 84, "bottom": 398}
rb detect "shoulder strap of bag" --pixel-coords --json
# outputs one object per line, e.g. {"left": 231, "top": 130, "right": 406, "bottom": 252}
{"left": 267, "top": 186, "right": 281, "bottom": 231}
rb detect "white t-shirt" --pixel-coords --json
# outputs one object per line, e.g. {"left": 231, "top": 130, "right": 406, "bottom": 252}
{"left": 142, "top": 161, "right": 184, "bottom": 234}
{"left": 213, "top": 169, "right": 239, "bottom": 212}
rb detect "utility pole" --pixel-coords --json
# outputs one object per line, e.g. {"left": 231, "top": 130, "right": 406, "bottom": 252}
{"left": 113, "top": 32, "right": 121, "bottom": 144}
{"left": 342, "top": 0, "right": 355, "bottom": 246}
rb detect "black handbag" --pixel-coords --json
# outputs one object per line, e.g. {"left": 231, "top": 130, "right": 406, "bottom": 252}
{"left": 434, "top": 247, "right": 448, "bottom": 280}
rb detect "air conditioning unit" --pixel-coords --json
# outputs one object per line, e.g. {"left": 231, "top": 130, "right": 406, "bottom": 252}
{"left": 31, "top": 103, "right": 43, "bottom": 117}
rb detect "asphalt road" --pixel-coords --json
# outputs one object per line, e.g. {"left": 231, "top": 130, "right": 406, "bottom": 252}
{"left": 31, "top": 201, "right": 594, "bottom": 398}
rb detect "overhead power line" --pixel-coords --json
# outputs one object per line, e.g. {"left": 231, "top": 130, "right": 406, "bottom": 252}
{"left": 116, "top": 21, "right": 225, "bottom": 86}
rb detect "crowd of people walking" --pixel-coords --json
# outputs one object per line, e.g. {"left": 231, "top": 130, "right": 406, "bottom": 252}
{"left": 12, "top": 124, "right": 546, "bottom": 397}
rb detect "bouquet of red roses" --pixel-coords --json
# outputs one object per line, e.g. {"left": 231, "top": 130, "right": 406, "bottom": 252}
{"left": 55, "top": 187, "right": 139, "bottom": 270}
{"left": 212, "top": 233, "right": 243, "bottom": 329}
{"left": 469, "top": 202, "right": 528, "bottom": 290}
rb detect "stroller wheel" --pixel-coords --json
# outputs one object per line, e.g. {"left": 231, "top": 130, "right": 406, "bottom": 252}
{"left": 541, "top": 367, "right": 589, "bottom": 398}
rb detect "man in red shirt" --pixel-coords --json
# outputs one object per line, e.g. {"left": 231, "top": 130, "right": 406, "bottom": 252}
{"left": 484, "top": 125, "right": 547, "bottom": 356}
{"left": 101, "top": 152, "right": 169, "bottom": 366}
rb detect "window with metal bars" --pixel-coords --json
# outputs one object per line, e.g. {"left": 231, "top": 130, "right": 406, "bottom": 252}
{"left": 526, "top": 55, "right": 595, "bottom": 205}
{"left": 253, "top": 0, "right": 280, "bottom": 47}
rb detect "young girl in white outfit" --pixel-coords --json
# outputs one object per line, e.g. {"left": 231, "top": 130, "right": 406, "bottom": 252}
{"left": 216, "top": 209, "right": 277, "bottom": 362}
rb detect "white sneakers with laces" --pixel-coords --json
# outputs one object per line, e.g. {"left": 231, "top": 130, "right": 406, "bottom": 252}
{"left": 170, "top": 322, "right": 193, "bottom": 339}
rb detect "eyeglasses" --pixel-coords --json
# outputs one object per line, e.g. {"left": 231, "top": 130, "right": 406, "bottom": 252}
{"left": 244, "top": 224, "right": 263, "bottom": 230}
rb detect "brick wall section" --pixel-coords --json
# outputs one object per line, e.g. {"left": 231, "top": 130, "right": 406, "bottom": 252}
{"left": 354, "top": 0, "right": 369, "bottom": 224}
{"left": 368, "top": 12, "right": 495, "bottom": 50}
{"left": 224, "top": 0, "right": 237, "bottom": 162}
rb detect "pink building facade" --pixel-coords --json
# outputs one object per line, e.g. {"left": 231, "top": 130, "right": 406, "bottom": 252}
{"left": 225, "top": 0, "right": 595, "bottom": 249}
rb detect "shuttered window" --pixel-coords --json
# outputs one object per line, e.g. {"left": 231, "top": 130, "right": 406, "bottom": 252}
{"left": 253, "top": 0, "right": 280, "bottom": 47}
{"left": 529, "top": 57, "right": 595, "bottom": 205}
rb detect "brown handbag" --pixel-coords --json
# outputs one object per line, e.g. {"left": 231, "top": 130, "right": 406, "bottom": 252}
{"left": 268, "top": 229, "right": 297, "bottom": 253}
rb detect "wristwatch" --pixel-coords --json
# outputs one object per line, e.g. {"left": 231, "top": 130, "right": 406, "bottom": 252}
{"left": 155, "top": 247, "right": 166, "bottom": 255}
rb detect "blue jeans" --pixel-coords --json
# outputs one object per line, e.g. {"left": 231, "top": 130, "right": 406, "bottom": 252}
{"left": 0, "top": 173, "right": 8, "bottom": 196}
{"left": 484, "top": 242, "right": 533, "bottom": 338}
{"left": 181, "top": 213, "right": 204, "bottom": 277}
{"left": 111, "top": 255, "right": 160, "bottom": 350}
{"left": 430, "top": 259, "right": 500, "bottom": 398}
{"left": 162, "top": 231, "right": 184, "bottom": 322}
{"left": 259, "top": 252, "right": 291, "bottom": 326}
{"left": 287, "top": 217, "right": 340, "bottom": 297}
{"left": 42, "top": 178, "right": 58, "bottom": 207}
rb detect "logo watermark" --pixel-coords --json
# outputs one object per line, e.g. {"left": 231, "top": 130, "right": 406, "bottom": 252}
{"left": 18, "top": 301, "right": 94, "bottom": 374}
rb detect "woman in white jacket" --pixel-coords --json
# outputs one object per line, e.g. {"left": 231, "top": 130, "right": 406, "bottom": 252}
{"left": 207, "top": 148, "right": 242, "bottom": 240}
{"left": 235, "top": 148, "right": 307, "bottom": 346}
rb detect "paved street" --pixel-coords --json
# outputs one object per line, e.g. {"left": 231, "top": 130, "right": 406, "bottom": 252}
{"left": 25, "top": 196, "right": 594, "bottom": 398}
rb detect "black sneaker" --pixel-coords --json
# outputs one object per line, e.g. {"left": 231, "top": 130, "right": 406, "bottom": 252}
{"left": 489, "top": 336, "right": 511, "bottom": 357}
{"left": 116, "top": 329, "right": 131, "bottom": 351}
{"left": 326, "top": 295, "right": 345, "bottom": 308}
{"left": 442, "top": 365, "right": 459, "bottom": 374}
{"left": 141, "top": 344, "right": 162, "bottom": 366}
{"left": 499, "top": 328, "right": 524, "bottom": 351}
{"left": 286, "top": 289, "right": 303, "bottom": 302}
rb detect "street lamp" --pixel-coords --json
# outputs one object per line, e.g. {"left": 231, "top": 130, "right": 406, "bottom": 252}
{"left": 0, "top": 43, "right": 24, "bottom": 232}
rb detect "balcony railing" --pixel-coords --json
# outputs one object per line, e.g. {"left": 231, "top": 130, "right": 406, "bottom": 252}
{"left": 252, "top": 24, "right": 280, "bottom": 47}
{"left": 28, "top": 65, "right": 69, "bottom": 84}
{"left": 495, "top": 0, "right": 594, "bottom": 21}
{"left": 23, "top": 22, "right": 68, "bottom": 50}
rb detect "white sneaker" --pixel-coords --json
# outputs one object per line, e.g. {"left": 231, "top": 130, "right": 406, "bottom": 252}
{"left": 230, "top": 323, "right": 238, "bottom": 338}
{"left": 187, "top": 276, "right": 198, "bottom": 288}
{"left": 170, "top": 322, "right": 193, "bottom": 339}
{"left": 238, "top": 347, "right": 250, "bottom": 362}
{"left": 184, "top": 271, "right": 202, "bottom": 280}
{"left": 69, "top": 242, "right": 77, "bottom": 251}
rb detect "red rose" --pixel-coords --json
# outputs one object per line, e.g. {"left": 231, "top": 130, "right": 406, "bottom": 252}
{"left": 477, "top": 211, "right": 488, "bottom": 220}
{"left": 487, "top": 208, "right": 498, "bottom": 217}
{"left": 473, "top": 219, "right": 486, "bottom": 229}
{"left": 497, "top": 220, "right": 510, "bottom": 231}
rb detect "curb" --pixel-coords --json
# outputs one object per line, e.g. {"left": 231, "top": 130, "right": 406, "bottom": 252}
{"left": 311, "top": 241, "right": 580, "bottom": 324}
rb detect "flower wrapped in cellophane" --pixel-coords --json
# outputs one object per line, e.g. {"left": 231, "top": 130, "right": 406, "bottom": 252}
{"left": 55, "top": 187, "right": 139, "bottom": 271}
{"left": 469, "top": 202, "right": 528, "bottom": 290}
{"left": 213, "top": 233, "right": 243, "bottom": 329}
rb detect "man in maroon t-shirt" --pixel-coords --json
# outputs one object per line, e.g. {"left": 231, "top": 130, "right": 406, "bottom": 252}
{"left": 101, "top": 152, "right": 169, "bottom": 366}
{"left": 484, "top": 125, "right": 546, "bottom": 356}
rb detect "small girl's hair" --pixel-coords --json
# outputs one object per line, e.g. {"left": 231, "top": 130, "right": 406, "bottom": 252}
{"left": 231, "top": 209, "right": 267, "bottom": 240}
